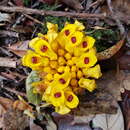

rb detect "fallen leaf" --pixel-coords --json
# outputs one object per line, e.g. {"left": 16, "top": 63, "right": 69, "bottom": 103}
{"left": 8, "top": 40, "right": 29, "bottom": 57}
{"left": 3, "top": 109, "right": 29, "bottom": 130}
{"left": 26, "top": 71, "right": 42, "bottom": 105}
{"left": 101, "top": 0, "right": 130, "bottom": 24}
{"left": 30, "top": 118, "right": 42, "bottom": 130}
{"left": 0, "top": 97, "right": 13, "bottom": 129}
{"left": 97, "top": 39, "right": 125, "bottom": 60}
{"left": 92, "top": 104, "right": 124, "bottom": 130}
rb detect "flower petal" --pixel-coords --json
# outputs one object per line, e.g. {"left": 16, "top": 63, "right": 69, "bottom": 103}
{"left": 83, "top": 64, "right": 102, "bottom": 79}
{"left": 78, "top": 78, "right": 96, "bottom": 92}
{"left": 64, "top": 90, "right": 79, "bottom": 109}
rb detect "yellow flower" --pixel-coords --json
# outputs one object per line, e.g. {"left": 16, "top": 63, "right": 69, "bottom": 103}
{"left": 58, "top": 57, "right": 66, "bottom": 66}
{"left": 83, "top": 64, "right": 102, "bottom": 79}
{"left": 78, "top": 78, "right": 96, "bottom": 92}
{"left": 45, "top": 73, "right": 53, "bottom": 81}
{"left": 49, "top": 88, "right": 65, "bottom": 107}
{"left": 22, "top": 21, "right": 102, "bottom": 115}
{"left": 65, "top": 31, "right": 84, "bottom": 53}
{"left": 77, "top": 70, "right": 83, "bottom": 79}
{"left": 29, "top": 38, "right": 57, "bottom": 60}
{"left": 50, "top": 67, "right": 71, "bottom": 90}
{"left": 55, "top": 105, "right": 70, "bottom": 115}
{"left": 64, "top": 90, "right": 79, "bottom": 109}
{"left": 76, "top": 48, "right": 97, "bottom": 68}
{"left": 74, "top": 36, "right": 95, "bottom": 57}
{"left": 57, "top": 21, "right": 84, "bottom": 48}
{"left": 46, "top": 22, "right": 58, "bottom": 43}
{"left": 50, "top": 60, "right": 58, "bottom": 69}
{"left": 22, "top": 50, "right": 44, "bottom": 70}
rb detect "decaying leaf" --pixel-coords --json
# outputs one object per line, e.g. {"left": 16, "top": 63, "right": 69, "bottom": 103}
{"left": 8, "top": 40, "right": 29, "bottom": 57}
{"left": 13, "top": 100, "right": 33, "bottom": 111}
{"left": 30, "top": 118, "right": 43, "bottom": 130}
{"left": 97, "top": 39, "right": 125, "bottom": 60}
{"left": 3, "top": 109, "right": 29, "bottom": 130}
{"left": 71, "top": 70, "right": 123, "bottom": 116}
{"left": 92, "top": 104, "right": 124, "bottom": 130}
{"left": 0, "top": 97, "right": 13, "bottom": 129}
{"left": 26, "top": 71, "right": 42, "bottom": 105}
{"left": 101, "top": 0, "right": 130, "bottom": 24}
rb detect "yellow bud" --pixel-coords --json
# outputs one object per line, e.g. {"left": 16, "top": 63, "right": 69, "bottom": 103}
{"left": 77, "top": 70, "right": 83, "bottom": 79}
{"left": 71, "top": 66, "right": 77, "bottom": 72}
{"left": 58, "top": 49, "right": 65, "bottom": 56}
{"left": 51, "top": 42, "right": 59, "bottom": 52}
{"left": 58, "top": 57, "right": 66, "bottom": 66}
{"left": 43, "top": 67, "right": 51, "bottom": 73}
{"left": 71, "top": 72, "right": 76, "bottom": 78}
{"left": 65, "top": 66, "right": 70, "bottom": 72}
{"left": 73, "top": 88, "right": 84, "bottom": 95}
{"left": 51, "top": 69, "right": 57, "bottom": 74}
{"left": 50, "top": 60, "right": 58, "bottom": 69}
{"left": 45, "top": 73, "right": 53, "bottom": 81}
{"left": 67, "top": 60, "right": 73, "bottom": 66}
{"left": 71, "top": 57, "right": 77, "bottom": 63}
{"left": 44, "top": 80, "right": 50, "bottom": 85}
{"left": 70, "top": 78, "right": 78, "bottom": 87}
{"left": 65, "top": 53, "right": 71, "bottom": 60}
{"left": 43, "top": 57, "right": 49, "bottom": 67}
{"left": 57, "top": 66, "right": 65, "bottom": 73}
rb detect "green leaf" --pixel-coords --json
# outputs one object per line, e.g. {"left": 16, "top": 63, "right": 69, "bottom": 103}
{"left": 26, "top": 71, "right": 42, "bottom": 105}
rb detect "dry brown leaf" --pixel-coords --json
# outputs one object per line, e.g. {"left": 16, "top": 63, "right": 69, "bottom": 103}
{"left": 97, "top": 39, "right": 125, "bottom": 60}
{"left": 8, "top": 40, "right": 29, "bottom": 57}
{"left": 30, "top": 118, "right": 42, "bottom": 130}
{"left": 101, "top": 0, "right": 130, "bottom": 24}
{"left": 3, "top": 109, "right": 29, "bottom": 130}
{"left": 0, "top": 97, "right": 13, "bottom": 129}
{"left": 13, "top": 100, "right": 33, "bottom": 112}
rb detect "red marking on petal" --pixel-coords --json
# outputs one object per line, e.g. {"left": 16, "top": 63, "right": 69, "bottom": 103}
{"left": 65, "top": 30, "right": 70, "bottom": 36}
{"left": 54, "top": 92, "right": 62, "bottom": 98}
{"left": 59, "top": 78, "right": 66, "bottom": 84}
{"left": 82, "top": 41, "right": 88, "bottom": 48}
{"left": 71, "top": 37, "right": 76, "bottom": 43}
{"left": 32, "top": 56, "right": 38, "bottom": 64}
{"left": 84, "top": 57, "right": 89, "bottom": 64}
{"left": 41, "top": 45, "right": 48, "bottom": 52}
{"left": 67, "top": 95, "right": 73, "bottom": 102}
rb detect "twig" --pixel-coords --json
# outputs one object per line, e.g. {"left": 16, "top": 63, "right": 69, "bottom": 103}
{"left": 0, "top": 57, "right": 17, "bottom": 68}
{"left": 24, "top": 14, "right": 44, "bottom": 25}
{"left": 106, "top": 0, "right": 125, "bottom": 35}
{"left": 0, "top": 6, "right": 106, "bottom": 19}
{"left": 3, "top": 87, "right": 26, "bottom": 97}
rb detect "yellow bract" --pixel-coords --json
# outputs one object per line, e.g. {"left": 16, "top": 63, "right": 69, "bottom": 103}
{"left": 22, "top": 20, "right": 102, "bottom": 115}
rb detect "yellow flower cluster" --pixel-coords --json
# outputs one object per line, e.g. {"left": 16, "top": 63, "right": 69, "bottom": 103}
{"left": 22, "top": 21, "right": 102, "bottom": 114}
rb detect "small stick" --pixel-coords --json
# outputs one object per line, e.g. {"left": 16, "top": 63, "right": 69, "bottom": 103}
{"left": 0, "top": 57, "right": 17, "bottom": 68}
{"left": 3, "top": 87, "right": 26, "bottom": 97}
{"left": 24, "top": 14, "right": 44, "bottom": 25}
{"left": 0, "top": 6, "right": 106, "bottom": 19}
